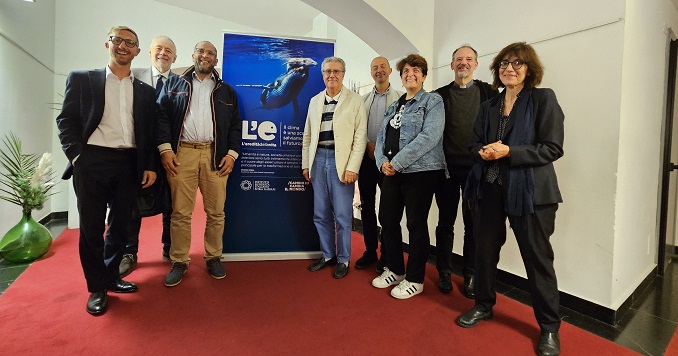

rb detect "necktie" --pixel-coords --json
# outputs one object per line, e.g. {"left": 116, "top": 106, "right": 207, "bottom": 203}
{"left": 155, "top": 75, "right": 164, "bottom": 98}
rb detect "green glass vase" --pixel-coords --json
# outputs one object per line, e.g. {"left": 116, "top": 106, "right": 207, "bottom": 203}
{"left": 0, "top": 212, "right": 52, "bottom": 263}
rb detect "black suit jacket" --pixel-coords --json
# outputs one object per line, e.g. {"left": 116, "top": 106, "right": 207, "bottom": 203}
{"left": 470, "top": 87, "right": 564, "bottom": 206}
{"left": 56, "top": 68, "right": 157, "bottom": 180}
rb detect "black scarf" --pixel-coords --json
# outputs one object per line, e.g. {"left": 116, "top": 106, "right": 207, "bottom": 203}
{"left": 465, "top": 88, "right": 535, "bottom": 216}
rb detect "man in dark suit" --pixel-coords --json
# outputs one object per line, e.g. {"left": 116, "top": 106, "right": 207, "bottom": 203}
{"left": 111, "top": 35, "right": 178, "bottom": 278}
{"left": 56, "top": 26, "right": 158, "bottom": 316}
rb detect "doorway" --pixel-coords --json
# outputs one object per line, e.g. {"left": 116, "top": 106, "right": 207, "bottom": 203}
{"left": 658, "top": 38, "right": 678, "bottom": 275}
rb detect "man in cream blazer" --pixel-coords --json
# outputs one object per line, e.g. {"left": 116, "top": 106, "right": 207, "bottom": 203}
{"left": 302, "top": 57, "right": 367, "bottom": 279}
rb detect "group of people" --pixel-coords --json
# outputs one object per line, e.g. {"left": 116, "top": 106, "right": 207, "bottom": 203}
{"left": 301, "top": 46, "right": 564, "bottom": 356}
{"left": 56, "top": 26, "right": 241, "bottom": 317}
{"left": 56, "top": 24, "right": 564, "bottom": 356}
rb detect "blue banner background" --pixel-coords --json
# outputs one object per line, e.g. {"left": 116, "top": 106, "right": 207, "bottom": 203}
{"left": 221, "top": 33, "right": 334, "bottom": 255}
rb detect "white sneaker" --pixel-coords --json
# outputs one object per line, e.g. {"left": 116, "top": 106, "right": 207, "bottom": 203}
{"left": 371, "top": 267, "right": 405, "bottom": 289}
{"left": 390, "top": 279, "right": 424, "bottom": 299}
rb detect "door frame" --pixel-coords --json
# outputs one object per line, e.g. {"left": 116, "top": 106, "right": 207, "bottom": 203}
{"left": 658, "top": 37, "right": 678, "bottom": 276}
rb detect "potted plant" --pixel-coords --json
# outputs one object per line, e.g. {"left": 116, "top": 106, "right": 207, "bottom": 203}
{"left": 0, "top": 132, "right": 57, "bottom": 263}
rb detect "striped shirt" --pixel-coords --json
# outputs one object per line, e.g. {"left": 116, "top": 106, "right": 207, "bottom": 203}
{"left": 319, "top": 91, "right": 341, "bottom": 147}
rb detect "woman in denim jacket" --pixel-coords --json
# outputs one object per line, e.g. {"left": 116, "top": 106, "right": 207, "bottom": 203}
{"left": 371, "top": 54, "right": 446, "bottom": 299}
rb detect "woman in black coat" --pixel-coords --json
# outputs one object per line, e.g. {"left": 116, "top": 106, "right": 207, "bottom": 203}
{"left": 456, "top": 42, "right": 564, "bottom": 356}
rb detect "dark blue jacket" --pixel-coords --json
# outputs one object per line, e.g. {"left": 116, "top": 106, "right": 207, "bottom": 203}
{"left": 156, "top": 66, "right": 242, "bottom": 170}
{"left": 56, "top": 68, "right": 157, "bottom": 180}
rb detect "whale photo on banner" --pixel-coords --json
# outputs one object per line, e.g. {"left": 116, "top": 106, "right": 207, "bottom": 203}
{"left": 221, "top": 33, "right": 335, "bottom": 258}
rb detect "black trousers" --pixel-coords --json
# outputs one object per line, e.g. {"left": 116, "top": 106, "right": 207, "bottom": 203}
{"left": 106, "top": 172, "right": 172, "bottom": 254}
{"left": 73, "top": 145, "right": 139, "bottom": 292}
{"left": 434, "top": 164, "right": 474, "bottom": 277}
{"left": 474, "top": 181, "right": 561, "bottom": 332}
{"left": 379, "top": 170, "right": 444, "bottom": 283}
{"left": 357, "top": 154, "right": 384, "bottom": 256}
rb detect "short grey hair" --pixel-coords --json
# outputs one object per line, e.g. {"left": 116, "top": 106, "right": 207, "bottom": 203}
{"left": 452, "top": 44, "right": 478, "bottom": 61}
{"left": 321, "top": 56, "right": 346, "bottom": 72}
{"left": 152, "top": 36, "right": 177, "bottom": 53}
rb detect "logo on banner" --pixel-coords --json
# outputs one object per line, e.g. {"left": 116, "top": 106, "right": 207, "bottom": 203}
{"left": 240, "top": 180, "right": 253, "bottom": 191}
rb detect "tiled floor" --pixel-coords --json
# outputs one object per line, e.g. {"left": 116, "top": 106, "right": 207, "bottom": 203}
{"left": 1, "top": 219, "right": 677, "bottom": 355}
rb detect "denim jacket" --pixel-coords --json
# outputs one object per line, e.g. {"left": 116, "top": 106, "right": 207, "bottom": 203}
{"left": 375, "top": 88, "right": 446, "bottom": 174}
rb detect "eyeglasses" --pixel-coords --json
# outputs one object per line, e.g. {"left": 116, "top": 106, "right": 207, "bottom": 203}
{"left": 499, "top": 60, "right": 525, "bottom": 70}
{"left": 109, "top": 36, "right": 138, "bottom": 48}
{"left": 195, "top": 48, "right": 217, "bottom": 57}
{"left": 322, "top": 69, "right": 345, "bottom": 76}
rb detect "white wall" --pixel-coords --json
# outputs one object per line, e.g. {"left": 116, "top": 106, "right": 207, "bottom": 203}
{"left": 0, "top": 0, "right": 56, "bottom": 234}
{"left": 366, "top": 0, "right": 435, "bottom": 90}
{"left": 612, "top": 0, "right": 678, "bottom": 307}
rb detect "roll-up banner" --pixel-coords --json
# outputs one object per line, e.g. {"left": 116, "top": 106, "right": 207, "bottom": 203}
{"left": 221, "top": 32, "right": 335, "bottom": 260}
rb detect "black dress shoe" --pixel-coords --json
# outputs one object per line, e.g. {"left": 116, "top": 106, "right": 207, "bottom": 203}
{"left": 456, "top": 305, "right": 493, "bottom": 328}
{"left": 308, "top": 257, "right": 337, "bottom": 272}
{"left": 86, "top": 291, "right": 108, "bottom": 315}
{"left": 354, "top": 252, "right": 377, "bottom": 269}
{"left": 438, "top": 271, "right": 452, "bottom": 293}
{"left": 108, "top": 279, "right": 138, "bottom": 293}
{"left": 537, "top": 332, "right": 560, "bottom": 356}
{"left": 333, "top": 262, "right": 349, "bottom": 279}
{"left": 463, "top": 275, "right": 475, "bottom": 299}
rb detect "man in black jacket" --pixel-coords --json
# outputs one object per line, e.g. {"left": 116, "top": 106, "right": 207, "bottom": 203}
{"left": 156, "top": 41, "right": 242, "bottom": 287}
{"left": 433, "top": 45, "right": 498, "bottom": 297}
{"left": 56, "top": 26, "right": 157, "bottom": 315}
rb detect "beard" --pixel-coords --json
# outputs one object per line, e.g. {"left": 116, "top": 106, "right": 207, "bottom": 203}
{"left": 456, "top": 70, "right": 470, "bottom": 79}
{"left": 195, "top": 61, "right": 213, "bottom": 74}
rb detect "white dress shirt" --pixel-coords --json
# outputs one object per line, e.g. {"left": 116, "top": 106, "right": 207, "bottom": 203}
{"left": 87, "top": 65, "right": 136, "bottom": 148}
{"left": 181, "top": 72, "right": 216, "bottom": 143}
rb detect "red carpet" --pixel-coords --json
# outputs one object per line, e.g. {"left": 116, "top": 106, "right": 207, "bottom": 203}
{"left": 0, "top": 196, "right": 639, "bottom": 355}
{"left": 667, "top": 333, "right": 678, "bottom": 355}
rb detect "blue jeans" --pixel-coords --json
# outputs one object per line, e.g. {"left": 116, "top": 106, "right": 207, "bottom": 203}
{"left": 311, "top": 148, "right": 354, "bottom": 264}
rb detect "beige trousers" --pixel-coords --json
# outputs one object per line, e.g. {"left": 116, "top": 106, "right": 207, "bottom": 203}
{"left": 167, "top": 143, "right": 228, "bottom": 264}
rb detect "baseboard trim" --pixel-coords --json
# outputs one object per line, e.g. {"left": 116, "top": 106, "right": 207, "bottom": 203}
{"left": 429, "top": 244, "right": 657, "bottom": 325}
{"left": 38, "top": 211, "right": 68, "bottom": 225}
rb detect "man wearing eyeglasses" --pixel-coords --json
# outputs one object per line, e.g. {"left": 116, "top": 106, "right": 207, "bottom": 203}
{"left": 302, "top": 57, "right": 367, "bottom": 279}
{"left": 111, "top": 36, "right": 179, "bottom": 279}
{"left": 56, "top": 26, "right": 158, "bottom": 315}
{"left": 156, "top": 41, "right": 242, "bottom": 287}
{"left": 433, "top": 45, "right": 498, "bottom": 297}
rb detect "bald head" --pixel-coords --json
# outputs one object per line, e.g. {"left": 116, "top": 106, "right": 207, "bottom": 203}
{"left": 370, "top": 56, "right": 392, "bottom": 90}
{"left": 192, "top": 41, "right": 218, "bottom": 78}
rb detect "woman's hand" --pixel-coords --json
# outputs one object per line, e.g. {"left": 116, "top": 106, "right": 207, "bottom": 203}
{"left": 381, "top": 161, "right": 396, "bottom": 176}
{"left": 479, "top": 140, "right": 510, "bottom": 161}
